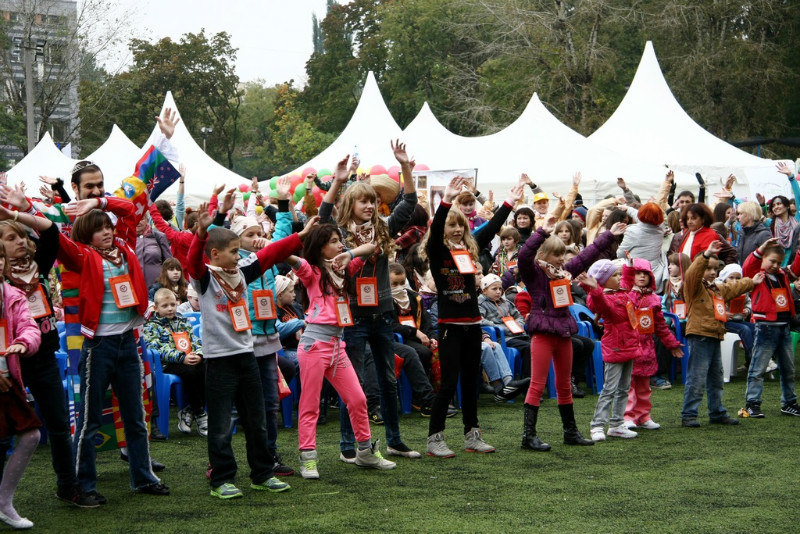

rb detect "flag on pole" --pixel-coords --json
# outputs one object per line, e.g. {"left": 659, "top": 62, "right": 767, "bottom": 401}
{"left": 116, "top": 145, "right": 181, "bottom": 214}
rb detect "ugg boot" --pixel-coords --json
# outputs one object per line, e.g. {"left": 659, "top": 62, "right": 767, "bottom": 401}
{"left": 558, "top": 403, "right": 594, "bottom": 446}
{"left": 521, "top": 404, "right": 551, "bottom": 451}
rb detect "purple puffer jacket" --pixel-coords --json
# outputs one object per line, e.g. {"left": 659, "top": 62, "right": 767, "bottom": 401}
{"left": 519, "top": 228, "right": 616, "bottom": 337}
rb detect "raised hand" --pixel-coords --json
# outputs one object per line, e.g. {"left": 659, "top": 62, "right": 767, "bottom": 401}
{"left": 757, "top": 237, "right": 779, "bottom": 254}
{"left": 220, "top": 188, "right": 236, "bottom": 214}
{"left": 724, "top": 174, "right": 736, "bottom": 190}
{"left": 212, "top": 184, "right": 225, "bottom": 197}
{"left": 305, "top": 173, "right": 316, "bottom": 186}
{"left": 573, "top": 171, "right": 582, "bottom": 187}
{"left": 298, "top": 215, "right": 320, "bottom": 240}
{"left": 576, "top": 273, "right": 597, "bottom": 289}
{"left": 63, "top": 198, "right": 100, "bottom": 218}
{"left": 251, "top": 176, "right": 259, "bottom": 193}
{"left": 331, "top": 251, "right": 352, "bottom": 272}
{"left": 777, "top": 162, "right": 794, "bottom": 177}
{"left": 752, "top": 272, "right": 765, "bottom": 285}
{"left": 617, "top": 177, "right": 627, "bottom": 190}
{"left": 348, "top": 156, "right": 359, "bottom": 177}
{"left": 665, "top": 170, "right": 674, "bottom": 184}
{"left": 391, "top": 139, "right": 411, "bottom": 165}
{"left": 519, "top": 173, "right": 533, "bottom": 187}
{"left": 609, "top": 222, "right": 627, "bottom": 235}
{"left": 443, "top": 176, "right": 467, "bottom": 203}
{"left": 156, "top": 107, "right": 180, "bottom": 139}
{"left": 756, "top": 192, "right": 765, "bottom": 206}
{"left": 276, "top": 176, "right": 291, "bottom": 200}
{"left": 39, "top": 185, "right": 54, "bottom": 203}
{"left": 541, "top": 215, "right": 558, "bottom": 234}
{"left": 197, "top": 202, "right": 213, "bottom": 230}
{"left": 706, "top": 240, "right": 723, "bottom": 256}
{"left": 0, "top": 183, "right": 29, "bottom": 209}
{"left": 507, "top": 184, "right": 524, "bottom": 205}
{"left": 39, "top": 175, "right": 59, "bottom": 186}
{"left": 334, "top": 155, "right": 351, "bottom": 183}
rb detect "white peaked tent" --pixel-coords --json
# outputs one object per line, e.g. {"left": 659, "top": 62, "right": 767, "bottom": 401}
{"left": 290, "top": 71, "right": 403, "bottom": 175}
{"left": 403, "top": 94, "right": 690, "bottom": 205}
{"left": 115, "top": 91, "right": 250, "bottom": 206}
{"left": 7, "top": 132, "right": 78, "bottom": 195}
{"left": 589, "top": 41, "right": 790, "bottom": 201}
{"left": 85, "top": 125, "right": 141, "bottom": 192}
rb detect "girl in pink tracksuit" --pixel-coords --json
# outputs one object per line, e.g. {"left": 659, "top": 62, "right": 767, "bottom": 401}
{"left": 0, "top": 240, "right": 43, "bottom": 529}
{"left": 622, "top": 258, "right": 681, "bottom": 430}
{"left": 286, "top": 224, "right": 395, "bottom": 479}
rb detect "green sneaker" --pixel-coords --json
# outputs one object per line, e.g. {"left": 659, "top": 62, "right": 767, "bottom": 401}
{"left": 210, "top": 483, "right": 243, "bottom": 500}
{"left": 251, "top": 477, "right": 291, "bottom": 493}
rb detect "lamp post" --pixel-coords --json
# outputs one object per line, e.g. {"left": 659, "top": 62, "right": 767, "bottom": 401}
{"left": 12, "top": 37, "right": 46, "bottom": 153}
{"left": 200, "top": 127, "right": 212, "bottom": 153}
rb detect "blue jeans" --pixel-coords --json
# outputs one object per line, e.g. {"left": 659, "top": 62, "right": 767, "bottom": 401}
{"left": 256, "top": 353, "right": 279, "bottom": 454}
{"left": 746, "top": 323, "right": 796, "bottom": 406}
{"left": 681, "top": 335, "right": 728, "bottom": 421}
{"left": 481, "top": 342, "right": 512, "bottom": 382}
{"left": 74, "top": 331, "right": 159, "bottom": 492}
{"left": 340, "top": 313, "right": 403, "bottom": 451}
{"left": 724, "top": 321, "right": 755, "bottom": 365}
{"left": 206, "top": 353, "right": 273, "bottom": 487}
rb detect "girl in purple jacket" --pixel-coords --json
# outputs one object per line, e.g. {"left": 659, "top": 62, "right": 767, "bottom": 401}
{"left": 517, "top": 215, "right": 626, "bottom": 452}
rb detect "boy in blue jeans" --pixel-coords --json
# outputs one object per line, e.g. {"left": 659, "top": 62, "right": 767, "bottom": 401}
{"left": 187, "top": 191, "right": 316, "bottom": 499}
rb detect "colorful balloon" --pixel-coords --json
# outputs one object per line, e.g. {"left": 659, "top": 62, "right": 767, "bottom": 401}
{"left": 414, "top": 163, "right": 430, "bottom": 171}
{"left": 301, "top": 167, "right": 316, "bottom": 179}
{"left": 293, "top": 182, "right": 307, "bottom": 202}
{"left": 370, "top": 164, "right": 388, "bottom": 176}
{"left": 387, "top": 165, "right": 401, "bottom": 182}
{"left": 317, "top": 168, "right": 332, "bottom": 178}
{"left": 311, "top": 186, "right": 324, "bottom": 205}
{"left": 238, "top": 183, "right": 250, "bottom": 192}
{"left": 269, "top": 176, "right": 279, "bottom": 189}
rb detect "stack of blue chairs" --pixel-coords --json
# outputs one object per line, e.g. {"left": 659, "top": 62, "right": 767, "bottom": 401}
{"left": 569, "top": 304, "right": 604, "bottom": 394}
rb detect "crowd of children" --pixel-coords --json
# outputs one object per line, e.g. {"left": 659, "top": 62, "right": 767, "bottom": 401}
{"left": 3, "top": 137, "right": 800, "bottom": 529}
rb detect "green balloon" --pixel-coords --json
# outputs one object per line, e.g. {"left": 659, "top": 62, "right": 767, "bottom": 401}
{"left": 293, "top": 182, "right": 307, "bottom": 202}
{"left": 269, "top": 176, "right": 279, "bottom": 189}
{"left": 269, "top": 189, "right": 279, "bottom": 198}
{"left": 243, "top": 192, "right": 251, "bottom": 202}
{"left": 317, "top": 168, "right": 332, "bottom": 178}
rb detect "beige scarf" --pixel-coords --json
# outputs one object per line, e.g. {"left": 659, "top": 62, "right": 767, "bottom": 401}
{"left": 207, "top": 264, "right": 244, "bottom": 302}
{"left": 392, "top": 285, "right": 410, "bottom": 310}
{"left": 90, "top": 244, "right": 122, "bottom": 267}
{"left": 536, "top": 259, "right": 572, "bottom": 281}
{"left": 348, "top": 220, "right": 375, "bottom": 247}
{"left": 322, "top": 259, "right": 345, "bottom": 291}
{"left": 8, "top": 255, "right": 39, "bottom": 295}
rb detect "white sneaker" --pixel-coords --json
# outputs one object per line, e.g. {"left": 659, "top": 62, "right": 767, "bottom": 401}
{"left": 766, "top": 359, "right": 778, "bottom": 373}
{"left": 354, "top": 440, "right": 397, "bottom": 470}
{"left": 299, "top": 450, "right": 320, "bottom": 479}
{"left": 177, "top": 408, "right": 194, "bottom": 434}
{"left": 638, "top": 420, "right": 661, "bottom": 430}
{"left": 607, "top": 425, "right": 638, "bottom": 438}
{"left": 427, "top": 432, "right": 456, "bottom": 458}
{"left": 590, "top": 428, "right": 606, "bottom": 442}
{"left": 195, "top": 411, "right": 208, "bottom": 437}
{"left": 624, "top": 420, "right": 637, "bottom": 430}
{"left": 464, "top": 428, "right": 495, "bottom": 453}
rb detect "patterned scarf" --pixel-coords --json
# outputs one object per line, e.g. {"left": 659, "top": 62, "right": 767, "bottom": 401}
{"left": 774, "top": 216, "right": 798, "bottom": 249}
{"left": 536, "top": 259, "right": 572, "bottom": 281}
{"left": 348, "top": 220, "right": 375, "bottom": 247}
{"left": 8, "top": 255, "right": 39, "bottom": 295}
{"left": 207, "top": 264, "right": 244, "bottom": 302}
{"left": 447, "top": 240, "right": 466, "bottom": 250}
{"left": 322, "top": 259, "right": 345, "bottom": 292}
{"left": 669, "top": 275, "right": 683, "bottom": 294}
{"left": 632, "top": 285, "right": 653, "bottom": 295}
{"left": 90, "top": 244, "right": 122, "bottom": 267}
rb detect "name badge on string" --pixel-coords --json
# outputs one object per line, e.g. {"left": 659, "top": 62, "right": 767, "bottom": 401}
{"left": 27, "top": 286, "right": 52, "bottom": 319}
{"left": 252, "top": 289, "right": 277, "bottom": 320}
{"left": 502, "top": 316, "right": 524, "bottom": 334}
{"left": 550, "top": 279, "right": 573, "bottom": 308}
{"left": 728, "top": 296, "right": 745, "bottom": 315}
{"left": 171, "top": 331, "right": 192, "bottom": 355}
{"left": 398, "top": 315, "right": 417, "bottom": 328}
{"left": 506, "top": 260, "right": 518, "bottom": 271}
{"left": 228, "top": 299, "right": 252, "bottom": 332}
{"left": 635, "top": 308, "right": 654, "bottom": 334}
{"left": 356, "top": 277, "right": 379, "bottom": 307}
{"left": 625, "top": 301, "right": 638, "bottom": 329}
{"left": 336, "top": 296, "right": 354, "bottom": 327}
{"left": 109, "top": 274, "right": 139, "bottom": 308}
{"left": 772, "top": 288, "right": 790, "bottom": 313}
{"left": 0, "top": 319, "right": 7, "bottom": 352}
{"left": 672, "top": 300, "right": 686, "bottom": 320}
{"left": 450, "top": 250, "right": 476, "bottom": 275}
{"left": 712, "top": 295, "right": 727, "bottom": 322}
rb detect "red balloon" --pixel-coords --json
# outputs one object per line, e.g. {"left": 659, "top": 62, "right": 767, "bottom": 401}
{"left": 238, "top": 183, "right": 250, "bottom": 192}
{"left": 289, "top": 174, "right": 303, "bottom": 187}
{"left": 370, "top": 164, "right": 388, "bottom": 176}
{"left": 321, "top": 174, "right": 333, "bottom": 183}
{"left": 413, "top": 163, "right": 430, "bottom": 171}
{"left": 387, "top": 165, "right": 401, "bottom": 182}
{"left": 301, "top": 167, "right": 316, "bottom": 179}
{"left": 311, "top": 186, "right": 324, "bottom": 205}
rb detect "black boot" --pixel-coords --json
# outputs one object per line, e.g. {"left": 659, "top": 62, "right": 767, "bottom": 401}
{"left": 571, "top": 376, "right": 586, "bottom": 399}
{"left": 558, "top": 403, "right": 594, "bottom": 446}
{"left": 521, "top": 404, "right": 551, "bottom": 451}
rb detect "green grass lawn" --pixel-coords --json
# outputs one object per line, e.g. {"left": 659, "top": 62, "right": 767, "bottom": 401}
{"left": 13, "top": 370, "right": 800, "bottom": 533}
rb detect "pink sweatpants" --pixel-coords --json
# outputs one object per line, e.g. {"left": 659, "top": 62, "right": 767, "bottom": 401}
{"left": 624, "top": 375, "right": 653, "bottom": 425}
{"left": 297, "top": 337, "right": 371, "bottom": 450}
{"left": 525, "top": 333, "right": 573, "bottom": 406}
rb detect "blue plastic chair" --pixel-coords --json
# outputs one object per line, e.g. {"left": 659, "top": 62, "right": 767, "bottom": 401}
{"left": 192, "top": 323, "right": 202, "bottom": 340}
{"left": 663, "top": 311, "right": 689, "bottom": 384}
{"left": 183, "top": 312, "right": 201, "bottom": 326}
{"left": 145, "top": 348, "right": 185, "bottom": 439}
{"left": 280, "top": 376, "right": 298, "bottom": 429}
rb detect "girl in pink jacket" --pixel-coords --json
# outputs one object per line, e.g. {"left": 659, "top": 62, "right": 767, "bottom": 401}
{"left": 285, "top": 224, "right": 395, "bottom": 480}
{"left": 580, "top": 259, "right": 641, "bottom": 441}
{"left": 0, "top": 238, "right": 43, "bottom": 530}
{"left": 621, "top": 257, "right": 681, "bottom": 430}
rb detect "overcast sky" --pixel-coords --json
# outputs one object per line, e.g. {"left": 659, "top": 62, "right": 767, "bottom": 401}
{"left": 102, "top": 0, "right": 340, "bottom": 86}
